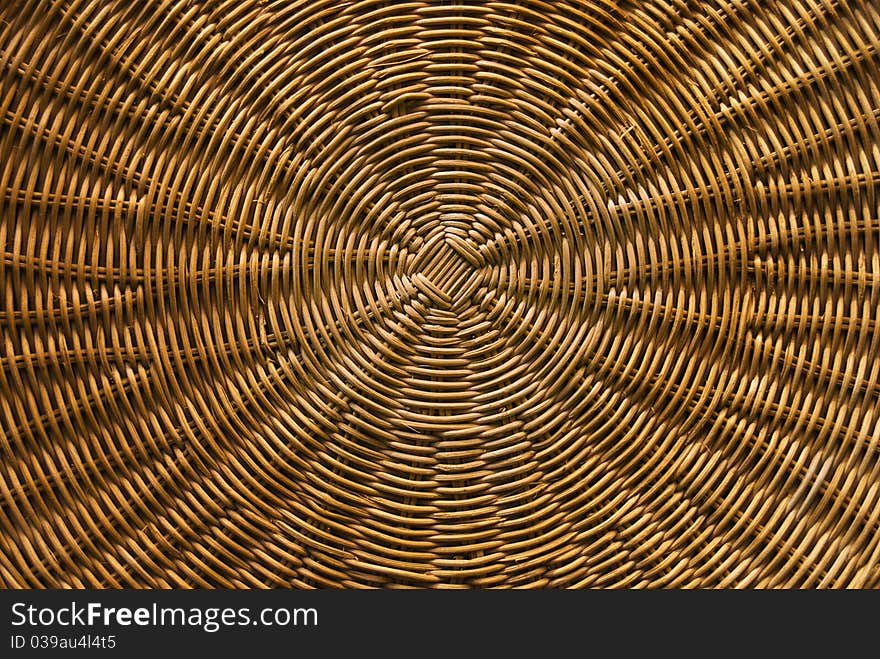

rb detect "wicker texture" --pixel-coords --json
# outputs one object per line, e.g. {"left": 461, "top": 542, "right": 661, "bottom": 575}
{"left": 1, "top": 0, "right": 879, "bottom": 588}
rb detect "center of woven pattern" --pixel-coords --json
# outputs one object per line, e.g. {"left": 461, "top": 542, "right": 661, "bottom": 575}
{"left": 2, "top": 0, "right": 879, "bottom": 588}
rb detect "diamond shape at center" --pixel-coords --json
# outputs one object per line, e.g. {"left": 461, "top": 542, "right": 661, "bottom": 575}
{"left": 408, "top": 233, "right": 483, "bottom": 308}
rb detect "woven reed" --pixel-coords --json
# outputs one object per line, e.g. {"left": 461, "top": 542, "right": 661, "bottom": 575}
{"left": 1, "top": 0, "right": 879, "bottom": 589}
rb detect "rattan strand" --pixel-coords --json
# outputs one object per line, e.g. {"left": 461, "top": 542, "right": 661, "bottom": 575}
{"left": 1, "top": 0, "right": 879, "bottom": 588}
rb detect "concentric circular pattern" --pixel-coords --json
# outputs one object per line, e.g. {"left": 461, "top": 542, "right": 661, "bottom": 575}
{"left": 1, "top": 0, "right": 879, "bottom": 588}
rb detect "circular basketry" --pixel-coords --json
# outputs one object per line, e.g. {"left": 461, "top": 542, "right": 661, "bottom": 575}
{"left": 1, "top": 0, "right": 879, "bottom": 588}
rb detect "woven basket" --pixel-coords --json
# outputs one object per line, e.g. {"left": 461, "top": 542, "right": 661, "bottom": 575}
{"left": 1, "top": 0, "right": 879, "bottom": 589}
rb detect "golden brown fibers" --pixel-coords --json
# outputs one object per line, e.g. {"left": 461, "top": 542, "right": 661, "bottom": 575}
{"left": 1, "top": 0, "right": 879, "bottom": 588}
